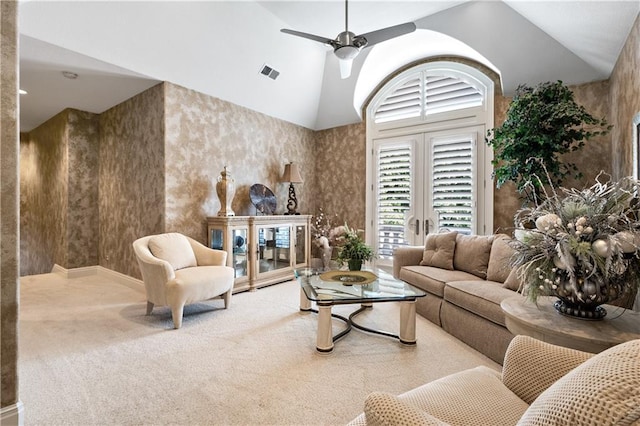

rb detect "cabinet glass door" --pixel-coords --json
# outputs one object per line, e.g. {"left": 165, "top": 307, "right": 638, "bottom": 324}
{"left": 232, "top": 228, "right": 248, "bottom": 278}
{"left": 295, "top": 224, "right": 307, "bottom": 267}
{"left": 257, "top": 226, "right": 290, "bottom": 273}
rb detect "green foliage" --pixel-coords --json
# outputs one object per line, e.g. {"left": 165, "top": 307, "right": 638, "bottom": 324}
{"left": 335, "top": 224, "right": 375, "bottom": 265}
{"left": 486, "top": 81, "right": 611, "bottom": 197}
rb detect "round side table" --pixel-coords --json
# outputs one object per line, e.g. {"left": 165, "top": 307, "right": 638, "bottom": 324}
{"left": 501, "top": 296, "right": 640, "bottom": 353}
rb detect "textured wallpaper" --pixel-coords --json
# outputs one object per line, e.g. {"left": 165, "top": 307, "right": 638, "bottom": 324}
{"left": 313, "top": 122, "right": 367, "bottom": 232}
{"left": 20, "top": 112, "right": 70, "bottom": 275}
{"left": 67, "top": 110, "right": 100, "bottom": 268}
{"left": 611, "top": 13, "right": 640, "bottom": 178}
{"left": 20, "top": 109, "right": 99, "bottom": 275}
{"left": 1, "top": 0, "right": 19, "bottom": 406}
{"left": 163, "top": 83, "right": 316, "bottom": 244}
{"left": 99, "top": 84, "right": 165, "bottom": 278}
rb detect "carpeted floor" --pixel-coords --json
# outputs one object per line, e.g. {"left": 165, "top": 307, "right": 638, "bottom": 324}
{"left": 19, "top": 272, "right": 499, "bottom": 425}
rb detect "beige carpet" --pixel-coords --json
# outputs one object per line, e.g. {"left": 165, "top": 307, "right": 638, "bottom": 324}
{"left": 19, "top": 272, "right": 499, "bottom": 425}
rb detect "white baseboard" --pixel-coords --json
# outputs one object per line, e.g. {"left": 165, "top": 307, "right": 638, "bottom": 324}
{"left": 1, "top": 401, "right": 24, "bottom": 426}
{"left": 50, "top": 264, "right": 144, "bottom": 291}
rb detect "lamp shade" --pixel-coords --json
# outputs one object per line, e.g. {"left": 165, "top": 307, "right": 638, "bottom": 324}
{"left": 281, "top": 162, "right": 303, "bottom": 183}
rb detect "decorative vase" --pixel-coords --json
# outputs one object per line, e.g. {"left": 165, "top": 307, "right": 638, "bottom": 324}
{"left": 348, "top": 259, "right": 362, "bottom": 271}
{"left": 321, "top": 246, "right": 333, "bottom": 271}
{"left": 551, "top": 275, "right": 616, "bottom": 320}
{"left": 216, "top": 166, "right": 235, "bottom": 216}
{"left": 553, "top": 297, "right": 607, "bottom": 320}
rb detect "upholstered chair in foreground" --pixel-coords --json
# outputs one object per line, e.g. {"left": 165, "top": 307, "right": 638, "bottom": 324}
{"left": 132, "top": 232, "right": 234, "bottom": 329}
{"left": 348, "top": 335, "right": 640, "bottom": 425}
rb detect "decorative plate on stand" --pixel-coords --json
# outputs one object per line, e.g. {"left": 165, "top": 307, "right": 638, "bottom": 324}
{"left": 319, "top": 270, "right": 378, "bottom": 285}
{"left": 249, "top": 184, "right": 277, "bottom": 215}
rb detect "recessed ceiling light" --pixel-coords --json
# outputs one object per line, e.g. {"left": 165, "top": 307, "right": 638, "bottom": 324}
{"left": 19, "top": 89, "right": 27, "bottom": 95}
{"left": 62, "top": 71, "right": 78, "bottom": 79}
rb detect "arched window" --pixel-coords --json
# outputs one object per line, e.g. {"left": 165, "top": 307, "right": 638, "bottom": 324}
{"left": 365, "top": 61, "right": 495, "bottom": 265}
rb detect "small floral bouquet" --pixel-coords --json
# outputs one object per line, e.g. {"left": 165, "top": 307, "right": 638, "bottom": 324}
{"left": 511, "top": 172, "right": 640, "bottom": 318}
{"left": 311, "top": 209, "right": 340, "bottom": 249}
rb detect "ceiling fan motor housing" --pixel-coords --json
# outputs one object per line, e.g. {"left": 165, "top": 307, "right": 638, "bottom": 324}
{"left": 334, "top": 31, "right": 367, "bottom": 60}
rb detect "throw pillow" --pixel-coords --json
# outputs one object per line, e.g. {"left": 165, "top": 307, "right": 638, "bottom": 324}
{"left": 148, "top": 233, "right": 197, "bottom": 271}
{"left": 364, "top": 392, "right": 448, "bottom": 426}
{"left": 453, "top": 234, "right": 493, "bottom": 279}
{"left": 420, "top": 232, "right": 457, "bottom": 270}
{"left": 517, "top": 339, "right": 640, "bottom": 426}
{"left": 486, "top": 234, "right": 516, "bottom": 283}
{"left": 502, "top": 267, "right": 522, "bottom": 291}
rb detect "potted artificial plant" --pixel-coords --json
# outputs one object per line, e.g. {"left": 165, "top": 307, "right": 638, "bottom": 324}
{"left": 486, "top": 80, "right": 611, "bottom": 202}
{"left": 335, "top": 224, "right": 375, "bottom": 271}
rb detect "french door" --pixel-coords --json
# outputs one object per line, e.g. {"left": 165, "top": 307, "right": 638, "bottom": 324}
{"left": 372, "top": 125, "right": 485, "bottom": 265}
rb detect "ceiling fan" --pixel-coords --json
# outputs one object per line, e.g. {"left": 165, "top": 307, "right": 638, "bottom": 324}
{"left": 281, "top": 0, "right": 416, "bottom": 79}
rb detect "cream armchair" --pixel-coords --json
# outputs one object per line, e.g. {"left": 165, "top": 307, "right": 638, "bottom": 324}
{"left": 349, "top": 335, "right": 640, "bottom": 425}
{"left": 133, "top": 232, "right": 234, "bottom": 329}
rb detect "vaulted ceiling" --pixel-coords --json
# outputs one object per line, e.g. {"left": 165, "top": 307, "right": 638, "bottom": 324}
{"left": 18, "top": 1, "right": 640, "bottom": 132}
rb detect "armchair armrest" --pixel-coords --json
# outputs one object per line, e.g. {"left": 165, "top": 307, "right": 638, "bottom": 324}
{"left": 187, "top": 237, "right": 228, "bottom": 266}
{"left": 392, "top": 246, "right": 424, "bottom": 279}
{"left": 501, "top": 335, "right": 593, "bottom": 404}
{"left": 133, "top": 241, "right": 175, "bottom": 283}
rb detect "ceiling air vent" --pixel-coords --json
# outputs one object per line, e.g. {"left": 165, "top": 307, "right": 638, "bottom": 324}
{"left": 259, "top": 64, "right": 280, "bottom": 80}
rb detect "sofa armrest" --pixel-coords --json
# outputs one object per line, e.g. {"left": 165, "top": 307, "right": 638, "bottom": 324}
{"left": 364, "top": 392, "right": 450, "bottom": 426}
{"left": 502, "top": 335, "right": 593, "bottom": 404}
{"left": 392, "top": 246, "right": 424, "bottom": 279}
{"left": 187, "top": 236, "right": 228, "bottom": 266}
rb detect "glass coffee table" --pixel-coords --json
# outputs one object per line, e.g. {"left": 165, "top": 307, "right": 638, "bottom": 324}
{"left": 295, "top": 268, "right": 426, "bottom": 353}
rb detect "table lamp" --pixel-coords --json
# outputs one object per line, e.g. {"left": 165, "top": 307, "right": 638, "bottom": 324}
{"left": 281, "top": 162, "right": 303, "bottom": 215}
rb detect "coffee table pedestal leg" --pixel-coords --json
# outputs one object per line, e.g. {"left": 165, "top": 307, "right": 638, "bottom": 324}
{"left": 299, "top": 287, "right": 312, "bottom": 311}
{"left": 316, "top": 304, "right": 334, "bottom": 352}
{"left": 399, "top": 300, "right": 417, "bottom": 345}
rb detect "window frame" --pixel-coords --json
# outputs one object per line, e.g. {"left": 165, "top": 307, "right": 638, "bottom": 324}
{"left": 365, "top": 61, "right": 495, "bottom": 253}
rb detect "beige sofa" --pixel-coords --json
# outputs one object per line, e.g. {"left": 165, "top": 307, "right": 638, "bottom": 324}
{"left": 348, "top": 335, "right": 640, "bottom": 425}
{"left": 393, "top": 232, "right": 521, "bottom": 364}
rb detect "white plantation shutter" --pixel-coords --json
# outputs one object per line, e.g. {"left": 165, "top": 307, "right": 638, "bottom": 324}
{"left": 374, "top": 72, "right": 484, "bottom": 124}
{"left": 431, "top": 136, "right": 474, "bottom": 234}
{"left": 425, "top": 75, "right": 483, "bottom": 115}
{"left": 374, "top": 77, "right": 422, "bottom": 124}
{"left": 376, "top": 144, "right": 412, "bottom": 258}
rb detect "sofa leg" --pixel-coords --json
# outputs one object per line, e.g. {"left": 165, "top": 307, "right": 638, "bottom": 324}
{"left": 171, "top": 305, "right": 184, "bottom": 329}
{"left": 223, "top": 288, "right": 232, "bottom": 309}
{"left": 146, "top": 301, "right": 154, "bottom": 315}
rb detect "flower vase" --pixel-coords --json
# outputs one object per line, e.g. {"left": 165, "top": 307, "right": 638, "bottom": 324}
{"left": 216, "top": 166, "right": 235, "bottom": 216}
{"left": 551, "top": 275, "right": 615, "bottom": 320}
{"left": 348, "top": 259, "right": 363, "bottom": 271}
{"left": 321, "top": 246, "right": 333, "bottom": 271}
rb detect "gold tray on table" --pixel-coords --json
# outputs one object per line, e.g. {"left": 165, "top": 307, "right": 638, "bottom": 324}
{"left": 319, "top": 270, "right": 378, "bottom": 286}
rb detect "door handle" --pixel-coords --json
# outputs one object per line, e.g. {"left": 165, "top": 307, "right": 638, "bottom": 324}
{"left": 415, "top": 219, "right": 420, "bottom": 235}
{"left": 424, "top": 219, "right": 429, "bottom": 236}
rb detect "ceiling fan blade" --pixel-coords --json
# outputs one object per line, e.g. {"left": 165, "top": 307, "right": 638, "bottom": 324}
{"left": 281, "top": 29, "right": 336, "bottom": 47}
{"left": 357, "top": 22, "right": 417, "bottom": 47}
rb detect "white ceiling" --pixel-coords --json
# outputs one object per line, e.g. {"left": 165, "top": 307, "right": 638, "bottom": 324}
{"left": 18, "top": 0, "right": 640, "bottom": 132}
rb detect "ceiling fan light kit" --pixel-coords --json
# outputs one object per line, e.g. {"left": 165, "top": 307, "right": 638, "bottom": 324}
{"left": 281, "top": 0, "right": 416, "bottom": 79}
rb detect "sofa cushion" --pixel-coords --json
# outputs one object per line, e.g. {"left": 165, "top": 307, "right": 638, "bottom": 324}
{"left": 148, "top": 233, "right": 197, "bottom": 270}
{"left": 420, "top": 232, "right": 457, "bottom": 270}
{"left": 453, "top": 234, "right": 493, "bottom": 279}
{"left": 444, "top": 280, "right": 517, "bottom": 327}
{"left": 400, "top": 266, "right": 482, "bottom": 298}
{"left": 398, "top": 366, "right": 528, "bottom": 426}
{"left": 502, "top": 267, "right": 522, "bottom": 291}
{"left": 364, "top": 392, "right": 448, "bottom": 426}
{"left": 486, "top": 234, "right": 515, "bottom": 283}
{"left": 517, "top": 339, "right": 640, "bottom": 426}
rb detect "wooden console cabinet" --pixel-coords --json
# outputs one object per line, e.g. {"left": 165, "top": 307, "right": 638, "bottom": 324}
{"left": 207, "top": 215, "right": 311, "bottom": 292}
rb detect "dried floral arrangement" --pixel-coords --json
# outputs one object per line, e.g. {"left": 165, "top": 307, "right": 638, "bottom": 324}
{"left": 511, "top": 170, "right": 640, "bottom": 318}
